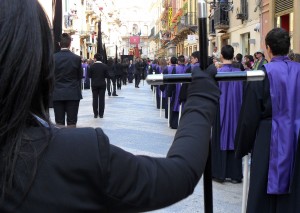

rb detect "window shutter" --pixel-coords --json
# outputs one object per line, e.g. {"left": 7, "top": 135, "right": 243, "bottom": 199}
{"left": 275, "top": 0, "right": 293, "bottom": 15}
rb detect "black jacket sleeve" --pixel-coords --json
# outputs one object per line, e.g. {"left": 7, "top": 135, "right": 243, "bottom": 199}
{"left": 101, "top": 67, "right": 220, "bottom": 212}
{"left": 234, "top": 67, "right": 270, "bottom": 158}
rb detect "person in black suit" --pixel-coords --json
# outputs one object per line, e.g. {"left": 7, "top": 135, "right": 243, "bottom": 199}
{"left": 0, "top": 1, "right": 221, "bottom": 212}
{"left": 52, "top": 33, "right": 83, "bottom": 128}
{"left": 106, "top": 57, "right": 118, "bottom": 96}
{"left": 134, "top": 58, "right": 143, "bottom": 88}
{"left": 121, "top": 58, "right": 129, "bottom": 85}
{"left": 115, "top": 59, "right": 123, "bottom": 90}
{"left": 128, "top": 59, "right": 134, "bottom": 83}
{"left": 88, "top": 53, "right": 109, "bottom": 118}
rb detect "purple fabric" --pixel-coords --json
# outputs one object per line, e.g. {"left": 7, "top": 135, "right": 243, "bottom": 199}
{"left": 156, "top": 66, "right": 166, "bottom": 98}
{"left": 167, "top": 65, "right": 176, "bottom": 74}
{"left": 82, "top": 63, "right": 88, "bottom": 80}
{"left": 264, "top": 56, "right": 300, "bottom": 194}
{"left": 218, "top": 64, "right": 243, "bottom": 150}
{"left": 151, "top": 64, "right": 157, "bottom": 73}
{"left": 191, "top": 63, "right": 200, "bottom": 71}
{"left": 166, "top": 65, "right": 176, "bottom": 103}
{"left": 173, "top": 65, "right": 186, "bottom": 112}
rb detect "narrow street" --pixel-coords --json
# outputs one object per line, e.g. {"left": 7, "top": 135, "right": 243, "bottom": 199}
{"left": 50, "top": 82, "right": 243, "bottom": 213}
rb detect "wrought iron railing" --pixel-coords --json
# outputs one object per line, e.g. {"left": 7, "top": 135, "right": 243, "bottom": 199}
{"left": 177, "top": 12, "right": 197, "bottom": 32}
{"left": 213, "top": 3, "right": 229, "bottom": 29}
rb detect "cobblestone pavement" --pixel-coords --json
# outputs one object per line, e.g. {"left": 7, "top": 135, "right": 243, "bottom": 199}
{"left": 50, "top": 81, "right": 243, "bottom": 213}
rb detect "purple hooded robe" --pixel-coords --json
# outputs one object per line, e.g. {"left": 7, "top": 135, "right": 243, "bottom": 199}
{"left": 264, "top": 56, "right": 300, "bottom": 194}
{"left": 218, "top": 64, "right": 243, "bottom": 150}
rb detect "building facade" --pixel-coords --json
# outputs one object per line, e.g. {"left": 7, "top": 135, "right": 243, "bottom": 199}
{"left": 150, "top": 0, "right": 300, "bottom": 60}
{"left": 38, "top": 0, "right": 300, "bottom": 60}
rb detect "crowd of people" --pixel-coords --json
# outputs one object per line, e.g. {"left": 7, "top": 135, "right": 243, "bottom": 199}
{"left": 143, "top": 29, "right": 300, "bottom": 213}
{"left": 1, "top": 1, "right": 300, "bottom": 212}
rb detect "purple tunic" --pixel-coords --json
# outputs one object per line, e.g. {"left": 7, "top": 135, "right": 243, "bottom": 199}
{"left": 151, "top": 64, "right": 158, "bottom": 74}
{"left": 264, "top": 56, "right": 300, "bottom": 194}
{"left": 167, "top": 65, "right": 176, "bottom": 74}
{"left": 191, "top": 63, "right": 200, "bottom": 71}
{"left": 218, "top": 64, "right": 243, "bottom": 150}
{"left": 82, "top": 63, "right": 88, "bottom": 80}
{"left": 173, "top": 64, "right": 186, "bottom": 111}
{"left": 156, "top": 66, "right": 167, "bottom": 98}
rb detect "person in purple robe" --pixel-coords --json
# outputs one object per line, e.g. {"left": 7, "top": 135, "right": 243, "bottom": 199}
{"left": 235, "top": 28, "right": 300, "bottom": 212}
{"left": 179, "top": 51, "right": 201, "bottom": 106}
{"left": 148, "top": 59, "right": 158, "bottom": 92}
{"left": 155, "top": 58, "right": 168, "bottom": 110}
{"left": 159, "top": 57, "right": 177, "bottom": 119}
{"left": 211, "top": 45, "right": 243, "bottom": 183}
{"left": 82, "top": 59, "right": 90, "bottom": 89}
{"left": 167, "top": 55, "right": 186, "bottom": 129}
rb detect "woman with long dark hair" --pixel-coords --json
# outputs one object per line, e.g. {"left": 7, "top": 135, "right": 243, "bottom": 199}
{"left": 0, "top": 0, "right": 220, "bottom": 212}
{"left": 0, "top": 0, "right": 54, "bottom": 208}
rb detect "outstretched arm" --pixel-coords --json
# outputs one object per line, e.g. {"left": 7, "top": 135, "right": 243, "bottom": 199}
{"left": 100, "top": 68, "right": 220, "bottom": 212}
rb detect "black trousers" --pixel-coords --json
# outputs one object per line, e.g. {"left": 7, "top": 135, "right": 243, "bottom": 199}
{"left": 134, "top": 73, "right": 140, "bottom": 87}
{"left": 128, "top": 73, "right": 133, "bottom": 83}
{"left": 115, "top": 75, "right": 122, "bottom": 89}
{"left": 122, "top": 73, "right": 127, "bottom": 85}
{"left": 106, "top": 77, "right": 117, "bottom": 95}
{"left": 92, "top": 86, "right": 106, "bottom": 117}
{"left": 53, "top": 100, "right": 80, "bottom": 126}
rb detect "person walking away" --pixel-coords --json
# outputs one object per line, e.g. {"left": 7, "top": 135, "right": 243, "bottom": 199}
{"left": 128, "top": 59, "right": 134, "bottom": 83}
{"left": 121, "top": 58, "right": 129, "bottom": 85}
{"left": 52, "top": 33, "right": 82, "bottom": 128}
{"left": 211, "top": 45, "right": 243, "bottom": 183}
{"left": 82, "top": 59, "right": 90, "bottom": 89}
{"left": 134, "top": 58, "right": 143, "bottom": 88}
{"left": 106, "top": 57, "right": 118, "bottom": 96}
{"left": 155, "top": 58, "right": 168, "bottom": 112}
{"left": 115, "top": 59, "right": 123, "bottom": 90}
{"left": 88, "top": 53, "right": 109, "bottom": 118}
{"left": 235, "top": 27, "right": 300, "bottom": 213}
{"left": 167, "top": 56, "right": 186, "bottom": 129}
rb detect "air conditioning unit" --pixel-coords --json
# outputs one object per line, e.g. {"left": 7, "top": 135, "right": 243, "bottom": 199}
{"left": 236, "top": 13, "right": 244, "bottom": 20}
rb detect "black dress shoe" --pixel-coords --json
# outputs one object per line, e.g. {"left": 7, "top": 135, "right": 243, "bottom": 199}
{"left": 94, "top": 115, "right": 98, "bottom": 118}
{"left": 112, "top": 93, "right": 118, "bottom": 96}
{"left": 108, "top": 93, "right": 111, "bottom": 96}
{"left": 230, "top": 179, "right": 242, "bottom": 184}
{"left": 99, "top": 115, "right": 103, "bottom": 118}
{"left": 212, "top": 178, "right": 225, "bottom": 183}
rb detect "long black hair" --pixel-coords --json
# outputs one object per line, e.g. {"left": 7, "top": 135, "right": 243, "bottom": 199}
{"left": 0, "top": 0, "right": 54, "bottom": 203}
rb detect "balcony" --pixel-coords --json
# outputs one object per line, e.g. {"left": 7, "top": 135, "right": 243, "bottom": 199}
{"left": 213, "top": 3, "right": 229, "bottom": 30}
{"left": 177, "top": 12, "right": 197, "bottom": 33}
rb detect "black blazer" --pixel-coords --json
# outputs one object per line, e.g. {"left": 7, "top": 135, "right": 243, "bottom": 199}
{"left": 52, "top": 49, "right": 83, "bottom": 101}
{"left": 88, "top": 62, "right": 109, "bottom": 88}
{"left": 1, "top": 74, "right": 220, "bottom": 212}
{"left": 115, "top": 63, "right": 123, "bottom": 76}
{"left": 128, "top": 63, "right": 134, "bottom": 74}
